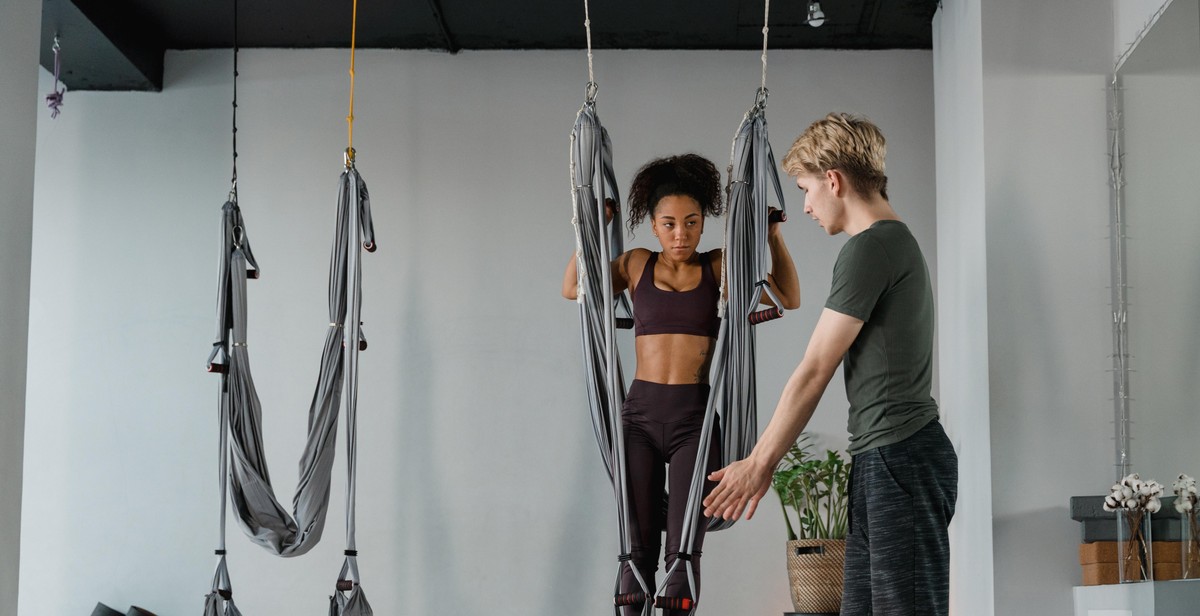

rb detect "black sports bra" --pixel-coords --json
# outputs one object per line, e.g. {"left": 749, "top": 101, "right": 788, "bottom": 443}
{"left": 632, "top": 252, "right": 720, "bottom": 338}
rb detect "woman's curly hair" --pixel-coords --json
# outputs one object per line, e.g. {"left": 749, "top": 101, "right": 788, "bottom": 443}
{"left": 627, "top": 154, "right": 724, "bottom": 230}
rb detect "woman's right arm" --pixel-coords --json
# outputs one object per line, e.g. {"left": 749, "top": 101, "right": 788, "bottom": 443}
{"left": 562, "top": 250, "right": 633, "bottom": 300}
{"left": 562, "top": 199, "right": 634, "bottom": 300}
{"left": 562, "top": 251, "right": 580, "bottom": 300}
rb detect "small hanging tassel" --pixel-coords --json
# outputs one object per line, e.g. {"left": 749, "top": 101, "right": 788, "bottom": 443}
{"left": 46, "top": 36, "right": 65, "bottom": 119}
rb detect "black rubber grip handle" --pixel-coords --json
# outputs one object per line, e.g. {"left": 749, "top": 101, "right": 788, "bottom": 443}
{"left": 207, "top": 363, "right": 228, "bottom": 374}
{"left": 613, "top": 592, "right": 647, "bottom": 606}
{"left": 364, "top": 241, "right": 377, "bottom": 253}
{"left": 247, "top": 269, "right": 260, "bottom": 280}
{"left": 615, "top": 317, "right": 634, "bottom": 330}
{"left": 217, "top": 589, "right": 232, "bottom": 600}
{"left": 749, "top": 307, "right": 784, "bottom": 325}
{"left": 341, "top": 340, "right": 368, "bottom": 351}
{"left": 768, "top": 209, "right": 786, "bottom": 224}
{"left": 654, "top": 596, "right": 695, "bottom": 611}
{"left": 336, "top": 580, "right": 354, "bottom": 592}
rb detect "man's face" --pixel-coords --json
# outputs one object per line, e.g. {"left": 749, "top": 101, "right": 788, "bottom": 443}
{"left": 796, "top": 171, "right": 843, "bottom": 236}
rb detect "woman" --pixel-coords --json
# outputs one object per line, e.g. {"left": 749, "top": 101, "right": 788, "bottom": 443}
{"left": 562, "top": 153, "right": 800, "bottom": 614}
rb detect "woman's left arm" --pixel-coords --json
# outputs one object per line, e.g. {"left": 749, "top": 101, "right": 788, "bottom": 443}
{"left": 764, "top": 211, "right": 801, "bottom": 309}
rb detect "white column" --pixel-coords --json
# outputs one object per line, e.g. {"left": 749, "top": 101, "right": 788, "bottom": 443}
{"left": 0, "top": 0, "right": 42, "bottom": 614}
{"left": 933, "top": 2, "right": 997, "bottom": 615}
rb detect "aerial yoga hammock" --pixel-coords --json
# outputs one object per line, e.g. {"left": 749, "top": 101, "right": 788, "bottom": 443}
{"left": 569, "top": 1, "right": 788, "bottom": 613}
{"left": 202, "top": 1, "right": 376, "bottom": 614}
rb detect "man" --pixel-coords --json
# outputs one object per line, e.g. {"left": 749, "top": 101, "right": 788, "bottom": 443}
{"left": 702, "top": 113, "right": 958, "bottom": 615}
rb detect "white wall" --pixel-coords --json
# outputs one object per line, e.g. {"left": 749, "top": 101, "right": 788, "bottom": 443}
{"left": 1115, "top": 0, "right": 1174, "bottom": 67}
{"left": 980, "top": 1, "right": 1115, "bottom": 614}
{"left": 22, "top": 48, "right": 935, "bottom": 615}
{"left": 932, "top": 2, "right": 995, "bottom": 615}
{"left": 0, "top": 0, "right": 42, "bottom": 614}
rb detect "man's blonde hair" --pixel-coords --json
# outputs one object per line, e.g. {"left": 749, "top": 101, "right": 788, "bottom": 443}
{"left": 781, "top": 112, "right": 888, "bottom": 199}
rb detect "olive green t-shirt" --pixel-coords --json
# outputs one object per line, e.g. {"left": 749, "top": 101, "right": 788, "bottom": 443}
{"left": 825, "top": 219, "right": 939, "bottom": 455}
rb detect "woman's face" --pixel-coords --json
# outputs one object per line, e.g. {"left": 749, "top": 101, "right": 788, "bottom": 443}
{"left": 650, "top": 194, "right": 704, "bottom": 259}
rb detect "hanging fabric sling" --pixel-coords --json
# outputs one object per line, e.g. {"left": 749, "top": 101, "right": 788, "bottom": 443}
{"left": 570, "top": 1, "right": 787, "bottom": 613}
{"left": 203, "top": 2, "right": 376, "bottom": 614}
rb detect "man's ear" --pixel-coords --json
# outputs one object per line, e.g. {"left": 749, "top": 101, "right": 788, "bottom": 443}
{"left": 827, "top": 169, "right": 847, "bottom": 198}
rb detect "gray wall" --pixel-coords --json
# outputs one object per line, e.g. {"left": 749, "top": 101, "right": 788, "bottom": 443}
{"left": 976, "top": 0, "right": 1115, "bottom": 613}
{"left": 21, "top": 48, "right": 936, "bottom": 615}
{"left": 932, "top": 2, "right": 1186, "bottom": 613}
{"left": 0, "top": 0, "right": 42, "bottom": 614}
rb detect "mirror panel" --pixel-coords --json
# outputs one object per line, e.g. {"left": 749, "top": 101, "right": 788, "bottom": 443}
{"left": 1119, "top": 0, "right": 1200, "bottom": 483}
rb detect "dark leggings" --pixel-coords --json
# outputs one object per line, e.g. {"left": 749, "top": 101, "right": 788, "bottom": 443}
{"left": 619, "top": 380, "right": 722, "bottom": 615}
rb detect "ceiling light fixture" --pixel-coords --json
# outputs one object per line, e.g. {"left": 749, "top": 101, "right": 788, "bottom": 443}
{"left": 807, "top": 0, "right": 826, "bottom": 27}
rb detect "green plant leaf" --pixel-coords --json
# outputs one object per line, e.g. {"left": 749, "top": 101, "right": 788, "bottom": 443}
{"left": 769, "top": 433, "right": 852, "bottom": 540}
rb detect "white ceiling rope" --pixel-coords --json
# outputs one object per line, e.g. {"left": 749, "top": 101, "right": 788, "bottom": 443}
{"left": 760, "top": 0, "right": 770, "bottom": 91}
{"left": 584, "top": 0, "right": 595, "bottom": 85}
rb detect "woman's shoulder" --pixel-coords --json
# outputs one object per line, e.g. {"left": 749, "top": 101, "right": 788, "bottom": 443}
{"left": 624, "top": 247, "right": 654, "bottom": 267}
{"left": 621, "top": 248, "right": 654, "bottom": 288}
{"left": 704, "top": 248, "right": 723, "bottom": 273}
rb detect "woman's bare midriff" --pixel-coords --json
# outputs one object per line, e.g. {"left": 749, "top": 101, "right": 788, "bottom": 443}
{"left": 633, "top": 333, "right": 716, "bottom": 384}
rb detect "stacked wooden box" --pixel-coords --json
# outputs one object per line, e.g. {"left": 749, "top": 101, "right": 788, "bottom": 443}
{"left": 1078, "top": 540, "right": 1182, "bottom": 585}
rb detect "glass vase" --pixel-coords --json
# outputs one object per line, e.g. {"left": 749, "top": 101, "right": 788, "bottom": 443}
{"left": 1184, "top": 509, "right": 1200, "bottom": 579}
{"left": 1117, "top": 508, "right": 1153, "bottom": 583}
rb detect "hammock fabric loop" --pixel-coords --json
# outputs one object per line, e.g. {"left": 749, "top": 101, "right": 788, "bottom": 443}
{"left": 569, "top": 83, "right": 789, "bottom": 611}
{"left": 571, "top": 46, "right": 789, "bottom": 615}
{"left": 205, "top": 2, "right": 376, "bottom": 614}
{"left": 206, "top": 168, "right": 376, "bottom": 614}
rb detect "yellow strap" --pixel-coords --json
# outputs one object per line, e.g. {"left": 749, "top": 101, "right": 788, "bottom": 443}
{"left": 346, "top": 0, "right": 358, "bottom": 156}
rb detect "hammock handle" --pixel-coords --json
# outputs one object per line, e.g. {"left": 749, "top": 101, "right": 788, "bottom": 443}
{"left": 614, "top": 592, "right": 647, "bottom": 607}
{"left": 768, "top": 209, "right": 786, "bottom": 224}
{"left": 614, "top": 317, "right": 634, "bottom": 330}
{"left": 336, "top": 580, "right": 354, "bottom": 592}
{"left": 654, "top": 596, "right": 695, "bottom": 611}
{"left": 748, "top": 307, "right": 784, "bottom": 325}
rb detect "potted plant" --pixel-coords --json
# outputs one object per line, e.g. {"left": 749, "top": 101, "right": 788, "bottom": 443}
{"left": 771, "top": 434, "right": 851, "bottom": 615}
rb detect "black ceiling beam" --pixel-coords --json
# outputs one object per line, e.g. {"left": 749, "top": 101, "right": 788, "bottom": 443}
{"left": 40, "top": 0, "right": 163, "bottom": 91}
{"left": 41, "top": 0, "right": 940, "bottom": 91}
{"left": 426, "top": 0, "right": 459, "bottom": 54}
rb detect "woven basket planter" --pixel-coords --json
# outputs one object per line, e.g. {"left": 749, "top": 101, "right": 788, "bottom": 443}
{"left": 786, "top": 538, "right": 846, "bottom": 614}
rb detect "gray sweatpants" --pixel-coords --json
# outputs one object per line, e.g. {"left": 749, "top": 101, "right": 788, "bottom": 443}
{"left": 842, "top": 419, "right": 958, "bottom": 616}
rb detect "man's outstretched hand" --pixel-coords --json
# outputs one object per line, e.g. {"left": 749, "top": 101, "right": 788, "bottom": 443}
{"left": 703, "top": 456, "right": 773, "bottom": 521}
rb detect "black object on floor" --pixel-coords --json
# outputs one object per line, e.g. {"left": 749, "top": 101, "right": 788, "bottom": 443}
{"left": 91, "top": 603, "right": 122, "bottom": 616}
{"left": 89, "top": 603, "right": 158, "bottom": 616}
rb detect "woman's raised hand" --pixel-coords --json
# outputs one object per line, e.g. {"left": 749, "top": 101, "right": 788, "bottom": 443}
{"left": 604, "top": 198, "right": 617, "bottom": 224}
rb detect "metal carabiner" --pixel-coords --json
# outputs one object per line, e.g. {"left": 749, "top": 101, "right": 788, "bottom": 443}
{"left": 754, "top": 87, "right": 769, "bottom": 111}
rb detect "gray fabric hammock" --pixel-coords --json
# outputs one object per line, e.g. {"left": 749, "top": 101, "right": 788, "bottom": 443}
{"left": 570, "top": 83, "right": 787, "bottom": 613}
{"left": 204, "top": 160, "right": 376, "bottom": 616}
